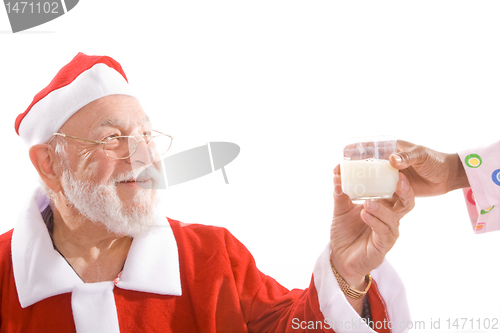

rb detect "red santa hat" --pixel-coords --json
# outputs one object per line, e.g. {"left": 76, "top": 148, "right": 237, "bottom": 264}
{"left": 15, "top": 52, "right": 136, "bottom": 147}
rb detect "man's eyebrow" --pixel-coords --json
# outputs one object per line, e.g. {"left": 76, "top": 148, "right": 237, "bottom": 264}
{"left": 97, "top": 116, "right": 151, "bottom": 128}
{"left": 98, "top": 118, "right": 124, "bottom": 128}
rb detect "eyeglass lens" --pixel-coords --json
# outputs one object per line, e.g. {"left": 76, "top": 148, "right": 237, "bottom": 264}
{"left": 103, "top": 135, "right": 172, "bottom": 159}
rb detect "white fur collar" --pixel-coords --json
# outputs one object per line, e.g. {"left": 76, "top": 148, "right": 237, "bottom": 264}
{"left": 11, "top": 187, "right": 181, "bottom": 332}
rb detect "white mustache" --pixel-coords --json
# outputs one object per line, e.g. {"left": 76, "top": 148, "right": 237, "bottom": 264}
{"left": 110, "top": 165, "right": 162, "bottom": 185}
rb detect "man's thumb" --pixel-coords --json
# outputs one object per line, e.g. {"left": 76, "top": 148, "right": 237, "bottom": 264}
{"left": 333, "top": 166, "right": 353, "bottom": 215}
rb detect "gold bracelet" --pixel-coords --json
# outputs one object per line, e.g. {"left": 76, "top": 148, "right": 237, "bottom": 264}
{"left": 330, "top": 259, "right": 372, "bottom": 299}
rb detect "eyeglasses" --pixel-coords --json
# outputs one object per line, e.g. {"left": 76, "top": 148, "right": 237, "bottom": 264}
{"left": 51, "top": 130, "right": 173, "bottom": 160}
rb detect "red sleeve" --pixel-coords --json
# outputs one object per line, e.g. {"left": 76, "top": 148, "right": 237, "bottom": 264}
{"left": 170, "top": 220, "right": 400, "bottom": 332}
{"left": 366, "top": 281, "right": 392, "bottom": 333}
{"left": 222, "top": 226, "right": 393, "bottom": 332}
{"left": 217, "top": 228, "right": 329, "bottom": 332}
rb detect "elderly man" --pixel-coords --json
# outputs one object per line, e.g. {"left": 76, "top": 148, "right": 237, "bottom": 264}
{"left": 0, "top": 53, "right": 414, "bottom": 332}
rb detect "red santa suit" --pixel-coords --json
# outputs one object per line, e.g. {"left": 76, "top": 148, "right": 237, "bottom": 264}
{"left": 0, "top": 188, "right": 411, "bottom": 333}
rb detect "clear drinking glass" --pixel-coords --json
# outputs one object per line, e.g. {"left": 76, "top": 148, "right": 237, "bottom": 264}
{"left": 340, "top": 136, "right": 399, "bottom": 201}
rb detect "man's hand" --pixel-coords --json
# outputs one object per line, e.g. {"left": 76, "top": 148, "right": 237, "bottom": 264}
{"left": 330, "top": 165, "right": 415, "bottom": 291}
{"left": 389, "top": 140, "right": 470, "bottom": 196}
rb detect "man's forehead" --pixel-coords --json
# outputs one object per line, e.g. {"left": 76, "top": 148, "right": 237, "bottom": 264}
{"left": 61, "top": 96, "right": 152, "bottom": 135}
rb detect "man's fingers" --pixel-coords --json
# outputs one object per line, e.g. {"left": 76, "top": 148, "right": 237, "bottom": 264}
{"left": 360, "top": 204, "right": 398, "bottom": 251}
{"left": 392, "top": 172, "right": 415, "bottom": 216}
{"left": 360, "top": 173, "right": 415, "bottom": 244}
{"left": 333, "top": 164, "right": 354, "bottom": 216}
{"left": 362, "top": 200, "right": 399, "bottom": 237}
{"left": 376, "top": 173, "right": 416, "bottom": 218}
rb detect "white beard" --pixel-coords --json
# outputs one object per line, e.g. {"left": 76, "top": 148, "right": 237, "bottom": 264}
{"left": 60, "top": 167, "right": 161, "bottom": 237}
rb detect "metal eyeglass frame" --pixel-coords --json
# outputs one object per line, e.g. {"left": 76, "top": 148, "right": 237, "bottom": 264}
{"left": 51, "top": 130, "right": 173, "bottom": 160}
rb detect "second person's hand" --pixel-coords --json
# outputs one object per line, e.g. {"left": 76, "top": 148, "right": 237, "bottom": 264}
{"left": 389, "top": 140, "right": 470, "bottom": 197}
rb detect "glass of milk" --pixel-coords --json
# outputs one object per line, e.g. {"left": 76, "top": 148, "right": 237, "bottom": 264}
{"left": 340, "top": 136, "right": 399, "bottom": 201}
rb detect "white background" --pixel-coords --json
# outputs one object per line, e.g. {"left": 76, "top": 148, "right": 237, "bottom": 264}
{"left": 1, "top": 1, "right": 499, "bottom": 332}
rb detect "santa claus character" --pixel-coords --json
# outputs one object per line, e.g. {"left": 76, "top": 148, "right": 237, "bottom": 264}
{"left": 0, "top": 53, "right": 414, "bottom": 333}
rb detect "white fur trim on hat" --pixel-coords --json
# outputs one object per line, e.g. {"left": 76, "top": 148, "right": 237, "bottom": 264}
{"left": 18, "top": 63, "right": 136, "bottom": 147}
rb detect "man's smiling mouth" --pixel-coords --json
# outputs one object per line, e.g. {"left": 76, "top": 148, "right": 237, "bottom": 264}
{"left": 118, "top": 179, "right": 149, "bottom": 184}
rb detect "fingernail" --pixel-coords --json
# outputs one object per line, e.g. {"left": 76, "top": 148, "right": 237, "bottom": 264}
{"left": 393, "top": 154, "right": 403, "bottom": 163}
{"left": 334, "top": 184, "right": 344, "bottom": 197}
{"left": 401, "top": 179, "right": 409, "bottom": 192}
{"left": 364, "top": 200, "right": 378, "bottom": 210}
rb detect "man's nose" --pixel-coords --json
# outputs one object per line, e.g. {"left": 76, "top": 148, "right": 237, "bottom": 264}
{"left": 129, "top": 139, "right": 156, "bottom": 166}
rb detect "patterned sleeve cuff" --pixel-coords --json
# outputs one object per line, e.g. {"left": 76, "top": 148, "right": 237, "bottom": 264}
{"left": 459, "top": 141, "right": 500, "bottom": 233}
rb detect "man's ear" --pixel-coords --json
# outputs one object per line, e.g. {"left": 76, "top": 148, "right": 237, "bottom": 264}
{"left": 29, "top": 144, "right": 62, "bottom": 193}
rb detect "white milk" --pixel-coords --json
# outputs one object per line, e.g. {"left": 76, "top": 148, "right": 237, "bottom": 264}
{"left": 340, "top": 159, "right": 399, "bottom": 200}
